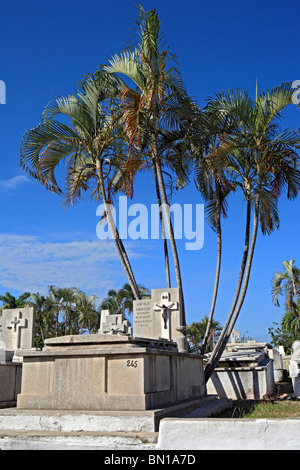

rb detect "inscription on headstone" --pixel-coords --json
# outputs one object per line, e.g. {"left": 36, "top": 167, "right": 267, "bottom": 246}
{"left": 133, "top": 289, "right": 188, "bottom": 352}
{"left": 133, "top": 299, "right": 153, "bottom": 338}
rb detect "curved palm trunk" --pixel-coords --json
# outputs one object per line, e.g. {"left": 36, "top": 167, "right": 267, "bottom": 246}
{"left": 115, "top": 230, "right": 140, "bottom": 296}
{"left": 96, "top": 161, "right": 141, "bottom": 300}
{"left": 205, "top": 196, "right": 252, "bottom": 381}
{"left": 225, "top": 192, "right": 260, "bottom": 340}
{"left": 152, "top": 141, "right": 186, "bottom": 327}
{"left": 153, "top": 161, "right": 171, "bottom": 288}
{"left": 201, "top": 199, "right": 222, "bottom": 355}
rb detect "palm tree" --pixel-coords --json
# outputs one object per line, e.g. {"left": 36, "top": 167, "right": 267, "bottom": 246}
{"left": 272, "top": 260, "right": 300, "bottom": 309}
{"left": 31, "top": 292, "right": 56, "bottom": 348}
{"left": 0, "top": 291, "right": 32, "bottom": 311}
{"left": 186, "top": 316, "right": 222, "bottom": 354}
{"left": 205, "top": 83, "right": 300, "bottom": 381}
{"left": 20, "top": 73, "right": 141, "bottom": 301}
{"left": 102, "top": 5, "right": 194, "bottom": 327}
{"left": 100, "top": 289, "right": 124, "bottom": 316}
{"left": 190, "top": 105, "right": 237, "bottom": 354}
{"left": 100, "top": 283, "right": 150, "bottom": 319}
{"left": 118, "top": 283, "right": 150, "bottom": 318}
{"left": 272, "top": 260, "right": 300, "bottom": 339}
{"left": 76, "top": 291, "right": 99, "bottom": 333}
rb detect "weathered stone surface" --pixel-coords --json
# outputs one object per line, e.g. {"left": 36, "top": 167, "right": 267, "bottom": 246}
{"left": 133, "top": 288, "right": 187, "bottom": 352}
{"left": 207, "top": 343, "right": 276, "bottom": 400}
{"left": 17, "top": 335, "right": 204, "bottom": 412}
{"left": 0, "top": 363, "right": 22, "bottom": 406}
{"left": 0, "top": 308, "right": 35, "bottom": 361}
{"left": 289, "top": 340, "right": 300, "bottom": 396}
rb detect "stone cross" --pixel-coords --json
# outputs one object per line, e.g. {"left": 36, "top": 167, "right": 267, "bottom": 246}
{"left": 7, "top": 313, "right": 27, "bottom": 350}
{"left": 153, "top": 292, "right": 178, "bottom": 340}
{"left": 0, "top": 308, "right": 35, "bottom": 360}
{"left": 98, "top": 310, "right": 132, "bottom": 336}
{"left": 230, "top": 328, "right": 240, "bottom": 344}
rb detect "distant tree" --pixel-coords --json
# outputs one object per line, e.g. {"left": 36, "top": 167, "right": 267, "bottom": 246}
{"left": 186, "top": 316, "right": 222, "bottom": 354}
{"left": 268, "top": 321, "right": 295, "bottom": 355}
{"left": 31, "top": 292, "right": 54, "bottom": 349}
{"left": 271, "top": 260, "right": 300, "bottom": 340}
{"left": 239, "top": 330, "right": 253, "bottom": 343}
{"left": 76, "top": 292, "right": 99, "bottom": 334}
{"left": 0, "top": 291, "right": 32, "bottom": 312}
{"left": 100, "top": 283, "right": 150, "bottom": 320}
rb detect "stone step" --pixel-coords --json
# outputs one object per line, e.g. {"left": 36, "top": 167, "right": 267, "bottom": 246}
{"left": 0, "top": 396, "right": 219, "bottom": 434}
{"left": 183, "top": 398, "right": 233, "bottom": 418}
{"left": 0, "top": 430, "right": 158, "bottom": 450}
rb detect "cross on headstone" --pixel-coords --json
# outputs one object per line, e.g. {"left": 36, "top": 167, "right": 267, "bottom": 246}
{"left": 11, "top": 317, "right": 20, "bottom": 332}
{"left": 230, "top": 328, "right": 240, "bottom": 344}
{"left": 7, "top": 312, "right": 27, "bottom": 350}
{"left": 153, "top": 292, "right": 178, "bottom": 340}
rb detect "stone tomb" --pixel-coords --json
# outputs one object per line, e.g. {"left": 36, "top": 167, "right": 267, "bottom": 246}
{"left": 17, "top": 334, "right": 205, "bottom": 414}
{"left": 16, "top": 289, "right": 206, "bottom": 418}
{"left": 207, "top": 342, "right": 276, "bottom": 400}
{"left": 289, "top": 340, "right": 300, "bottom": 397}
{"left": 133, "top": 288, "right": 187, "bottom": 352}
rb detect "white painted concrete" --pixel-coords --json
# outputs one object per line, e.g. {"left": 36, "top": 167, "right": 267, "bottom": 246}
{"left": 157, "top": 418, "right": 300, "bottom": 450}
{"left": 0, "top": 410, "right": 155, "bottom": 433}
{"left": 1, "top": 410, "right": 300, "bottom": 450}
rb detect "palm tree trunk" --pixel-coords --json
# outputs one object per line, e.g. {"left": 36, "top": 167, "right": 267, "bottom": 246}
{"left": 96, "top": 161, "right": 141, "bottom": 300}
{"left": 205, "top": 191, "right": 259, "bottom": 382}
{"left": 152, "top": 138, "right": 186, "bottom": 327}
{"left": 205, "top": 195, "right": 252, "bottom": 381}
{"left": 116, "top": 230, "right": 140, "bottom": 296}
{"left": 153, "top": 161, "right": 171, "bottom": 288}
{"left": 225, "top": 191, "right": 260, "bottom": 340}
{"left": 201, "top": 193, "right": 222, "bottom": 355}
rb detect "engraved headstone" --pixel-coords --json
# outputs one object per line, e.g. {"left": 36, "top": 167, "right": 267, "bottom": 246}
{"left": 132, "top": 299, "right": 153, "bottom": 338}
{"left": 0, "top": 308, "right": 35, "bottom": 361}
{"left": 133, "top": 288, "right": 188, "bottom": 352}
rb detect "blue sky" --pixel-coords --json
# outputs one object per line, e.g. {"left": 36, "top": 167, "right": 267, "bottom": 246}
{"left": 0, "top": 0, "right": 299, "bottom": 341}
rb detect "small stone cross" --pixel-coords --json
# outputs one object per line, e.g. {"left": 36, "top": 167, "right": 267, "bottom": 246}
{"left": 230, "top": 328, "right": 240, "bottom": 344}
{"left": 11, "top": 317, "right": 20, "bottom": 332}
{"left": 7, "top": 312, "right": 27, "bottom": 350}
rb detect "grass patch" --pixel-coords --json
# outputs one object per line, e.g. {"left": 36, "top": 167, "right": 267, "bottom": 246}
{"left": 216, "top": 379, "right": 300, "bottom": 419}
{"left": 218, "top": 400, "right": 300, "bottom": 419}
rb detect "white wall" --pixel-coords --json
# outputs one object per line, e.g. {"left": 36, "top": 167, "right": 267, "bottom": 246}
{"left": 157, "top": 418, "right": 300, "bottom": 450}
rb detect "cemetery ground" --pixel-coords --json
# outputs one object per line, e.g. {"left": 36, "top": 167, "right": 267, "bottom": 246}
{"left": 216, "top": 377, "right": 300, "bottom": 418}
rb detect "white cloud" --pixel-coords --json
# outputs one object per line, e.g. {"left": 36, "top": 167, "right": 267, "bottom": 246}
{"left": 0, "top": 175, "right": 31, "bottom": 191}
{"left": 0, "top": 233, "right": 142, "bottom": 298}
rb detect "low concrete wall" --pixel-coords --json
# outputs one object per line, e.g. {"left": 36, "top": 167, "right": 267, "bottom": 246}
{"left": 0, "top": 363, "right": 22, "bottom": 407}
{"left": 157, "top": 417, "right": 300, "bottom": 450}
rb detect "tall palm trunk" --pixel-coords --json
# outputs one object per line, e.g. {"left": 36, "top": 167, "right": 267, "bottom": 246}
{"left": 205, "top": 195, "right": 260, "bottom": 382}
{"left": 201, "top": 184, "right": 222, "bottom": 355}
{"left": 116, "top": 229, "right": 140, "bottom": 297}
{"left": 153, "top": 161, "right": 171, "bottom": 288}
{"left": 96, "top": 161, "right": 141, "bottom": 300}
{"left": 205, "top": 195, "right": 252, "bottom": 381}
{"left": 225, "top": 190, "right": 260, "bottom": 339}
{"left": 152, "top": 137, "right": 186, "bottom": 327}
